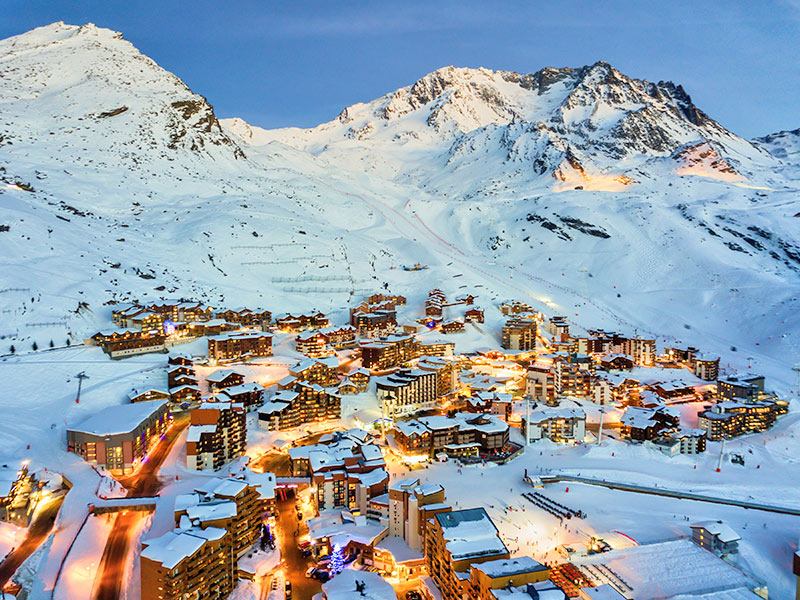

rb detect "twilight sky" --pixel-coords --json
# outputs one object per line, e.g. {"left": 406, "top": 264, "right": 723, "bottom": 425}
{"left": 4, "top": 1, "right": 799, "bottom": 137}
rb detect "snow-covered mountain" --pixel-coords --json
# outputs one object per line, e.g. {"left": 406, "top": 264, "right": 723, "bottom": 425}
{"left": 232, "top": 63, "right": 774, "bottom": 192}
{"left": 1, "top": 22, "right": 799, "bottom": 387}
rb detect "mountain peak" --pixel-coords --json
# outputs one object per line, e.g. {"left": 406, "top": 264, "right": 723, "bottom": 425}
{"left": 0, "top": 20, "right": 245, "bottom": 172}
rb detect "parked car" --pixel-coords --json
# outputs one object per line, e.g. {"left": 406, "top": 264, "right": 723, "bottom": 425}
{"left": 311, "top": 568, "right": 331, "bottom": 582}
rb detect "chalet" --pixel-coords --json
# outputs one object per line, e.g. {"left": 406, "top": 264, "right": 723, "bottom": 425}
{"left": 464, "top": 307, "right": 485, "bottom": 323}
{"left": 649, "top": 379, "right": 701, "bottom": 401}
{"left": 455, "top": 294, "right": 475, "bottom": 305}
{"left": 347, "top": 367, "right": 370, "bottom": 392}
{"left": 441, "top": 320, "right": 465, "bottom": 334}
{"left": 295, "top": 330, "right": 329, "bottom": 356}
{"left": 168, "top": 354, "right": 194, "bottom": 367}
{"left": 205, "top": 369, "right": 245, "bottom": 391}
{"left": 289, "top": 356, "right": 339, "bottom": 387}
{"left": 214, "top": 307, "right": 272, "bottom": 327}
{"left": 276, "top": 375, "right": 297, "bottom": 391}
{"left": 170, "top": 373, "right": 197, "bottom": 389}
{"left": 128, "top": 388, "right": 170, "bottom": 404}
{"left": 337, "top": 376, "right": 359, "bottom": 395}
{"left": 393, "top": 413, "right": 510, "bottom": 457}
{"left": 191, "top": 319, "right": 239, "bottom": 337}
{"left": 274, "top": 312, "right": 329, "bottom": 333}
{"left": 176, "top": 301, "right": 214, "bottom": 322}
{"left": 320, "top": 325, "right": 357, "bottom": 350}
{"left": 296, "top": 325, "right": 357, "bottom": 356}
{"left": 168, "top": 365, "right": 197, "bottom": 388}
{"left": 499, "top": 301, "right": 534, "bottom": 315}
{"left": 111, "top": 304, "right": 146, "bottom": 327}
{"left": 170, "top": 384, "right": 201, "bottom": 405}
{"left": 466, "top": 392, "right": 513, "bottom": 421}
{"left": 690, "top": 521, "right": 740, "bottom": 556}
{"left": 365, "top": 293, "right": 406, "bottom": 306}
{"left": 521, "top": 405, "right": 586, "bottom": 444}
{"left": 219, "top": 382, "right": 264, "bottom": 412}
{"left": 600, "top": 353, "right": 634, "bottom": 370}
{"left": 644, "top": 428, "right": 707, "bottom": 456}
{"left": 620, "top": 406, "right": 679, "bottom": 441}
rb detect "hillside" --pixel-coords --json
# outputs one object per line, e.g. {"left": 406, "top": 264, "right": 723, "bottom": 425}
{"left": 0, "top": 22, "right": 798, "bottom": 388}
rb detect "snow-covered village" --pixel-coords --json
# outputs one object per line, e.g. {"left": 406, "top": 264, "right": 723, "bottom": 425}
{"left": 1, "top": 4, "right": 800, "bottom": 600}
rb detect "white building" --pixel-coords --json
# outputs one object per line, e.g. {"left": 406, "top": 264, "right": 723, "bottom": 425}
{"left": 375, "top": 369, "right": 438, "bottom": 419}
{"left": 522, "top": 404, "right": 586, "bottom": 444}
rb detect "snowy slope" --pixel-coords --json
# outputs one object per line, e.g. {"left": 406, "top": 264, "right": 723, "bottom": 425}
{"left": 225, "top": 67, "right": 800, "bottom": 386}
{"left": 0, "top": 22, "right": 798, "bottom": 383}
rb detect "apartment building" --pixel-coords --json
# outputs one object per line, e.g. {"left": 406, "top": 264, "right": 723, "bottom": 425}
{"left": 186, "top": 402, "right": 246, "bottom": 471}
{"left": 257, "top": 382, "right": 342, "bottom": 431}
{"left": 289, "top": 356, "right": 340, "bottom": 387}
{"left": 425, "top": 508, "right": 510, "bottom": 600}
{"left": 693, "top": 354, "right": 720, "bottom": 381}
{"left": 175, "top": 477, "right": 263, "bottom": 557}
{"left": 375, "top": 369, "right": 438, "bottom": 419}
{"left": 501, "top": 318, "right": 537, "bottom": 351}
{"left": 140, "top": 527, "right": 233, "bottom": 600}
{"left": 207, "top": 331, "right": 273, "bottom": 361}
{"left": 521, "top": 405, "right": 586, "bottom": 444}
{"left": 66, "top": 400, "right": 170, "bottom": 473}
{"left": 698, "top": 399, "right": 786, "bottom": 440}
{"left": 389, "top": 479, "right": 451, "bottom": 553}
{"left": 360, "top": 335, "right": 421, "bottom": 370}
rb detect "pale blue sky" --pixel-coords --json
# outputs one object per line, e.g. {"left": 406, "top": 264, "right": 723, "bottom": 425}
{"left": 5, "top": 1, "right": 799, "bottom": 137}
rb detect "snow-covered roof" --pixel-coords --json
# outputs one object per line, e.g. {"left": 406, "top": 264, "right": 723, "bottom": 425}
{"left": 195, "top": 477, "right": 248, "bottom": 498}
{"left": 321, "top": 568, "right": 397, "bottom": 600}
{"left": 434, "top": 508, "right": 508, "bottom": 561}
{"left": 68, "top": 399, "right": 167, "bottom": 436}
{"left": 574, "top": 539, "right": 760, "bottom": 598}
{"left": 205, "top": 369, "right": 242, "bottom": 383}
{"left": 220, "top": 382, "right": 262, "bottom": 396}
{"left": 186, "top": 424, "right": 216, "bottom": 442}
{"left": 581, "top": 584, "right": 627, "bottom": 600}
{"left": 526, "top": 405, "right": 586, "bottom": 424}
{"left": 472, "top": 556, "right": 547, "bottom": 578}
{"left": 141, "top": 527, "right": 226, "bottom": 568}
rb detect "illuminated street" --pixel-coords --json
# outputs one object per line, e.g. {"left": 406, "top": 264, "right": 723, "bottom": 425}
{"left": 93, "top": 414, "right": 189, "bottom": 600}
{"left": 275, "top": 492, "right": 320, "bottom": 600}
